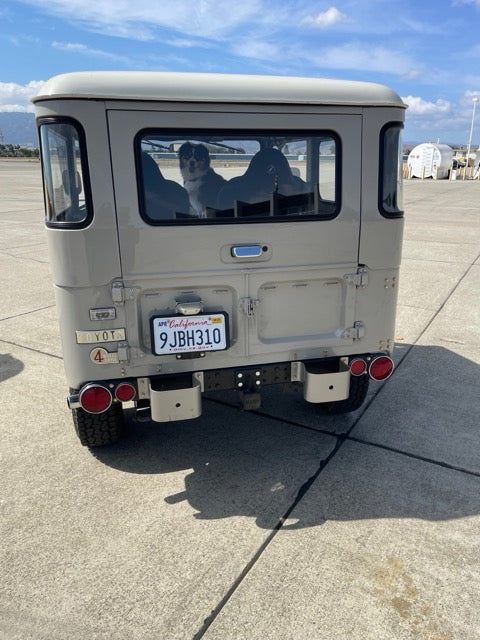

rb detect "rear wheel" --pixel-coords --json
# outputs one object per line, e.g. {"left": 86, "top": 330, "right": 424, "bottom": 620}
{"left": 72, "top": 403, "right": 125, "bottom": 447}
{"left": 318, "top": 374, "right": 369, "bottom": 415}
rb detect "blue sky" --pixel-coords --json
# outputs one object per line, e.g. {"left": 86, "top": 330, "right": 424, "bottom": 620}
{"left": 1, "top": 0, "right": 480, "bottom": 143}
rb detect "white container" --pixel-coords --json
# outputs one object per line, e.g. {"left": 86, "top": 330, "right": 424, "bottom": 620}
{"left": 407, "top": 143, "right": 454, "bottom": 179}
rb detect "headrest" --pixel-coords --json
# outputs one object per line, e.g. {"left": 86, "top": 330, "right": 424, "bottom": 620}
{"left": 141, "top": 152, "right": 165, "bottom": 183}
{"left": 245, "top": 148, "right": 294, "bottom": 183}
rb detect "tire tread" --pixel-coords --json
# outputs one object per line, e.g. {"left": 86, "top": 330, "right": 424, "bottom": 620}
{"left": 72, "top": 403, "right": 125, "bottom": 447}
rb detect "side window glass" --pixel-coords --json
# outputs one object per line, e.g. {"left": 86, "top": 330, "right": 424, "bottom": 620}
{"left": 137, "top": 132, "right": 339, "bottom": 224}
{"left": 39, "top": 121, "right": 90, "bottom": 225}
{"left": 380, "top": 123, "right": 403, "bottom": 217}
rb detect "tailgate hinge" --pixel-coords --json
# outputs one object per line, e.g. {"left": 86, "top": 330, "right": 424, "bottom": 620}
{"left": 342, "top": 321, "right": 365, "bottom": 341}
{"left": 344, "top": 267, "right": 368, "bottom": 288}
{"left": 240, "top": 297, "right": 259, "bottom": 318}
{"left": 111, "top": 281, "right": 139, "bottom": 305}
{"left": 112, "top": 281, "right": 125, "bottom": 304}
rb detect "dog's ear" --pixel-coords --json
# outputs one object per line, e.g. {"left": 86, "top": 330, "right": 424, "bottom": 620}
{"left": 196, "top": 144, "right": 210, "bottom": 166}
{"left": 178, "top": 142, "right": 192, "bottom": 160}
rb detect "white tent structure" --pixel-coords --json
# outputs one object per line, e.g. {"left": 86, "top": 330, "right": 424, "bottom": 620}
{"left": 407, "top": 143, "right": 454, "bottom": 179}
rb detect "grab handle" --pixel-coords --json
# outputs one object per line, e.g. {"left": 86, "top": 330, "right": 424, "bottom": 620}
{"left": 231, "top": 245, "right": 263, "bottom": 259}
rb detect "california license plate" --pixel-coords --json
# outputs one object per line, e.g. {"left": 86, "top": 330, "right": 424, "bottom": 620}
{"left": 151, "top": 313, "right": 228, "bottom": 355}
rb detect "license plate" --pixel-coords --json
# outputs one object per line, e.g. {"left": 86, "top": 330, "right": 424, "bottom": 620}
{"left": 151, "top": 313, "right": 228, "bottom": 355}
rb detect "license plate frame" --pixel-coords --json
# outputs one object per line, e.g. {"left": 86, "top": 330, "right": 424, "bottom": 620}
{"left": 150, "top": 312, "right": 229, "bottom": 356}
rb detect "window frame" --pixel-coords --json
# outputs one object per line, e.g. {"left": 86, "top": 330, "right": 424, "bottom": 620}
{"left": 378, "top": 121, "right": 404, "bottom": 219}
{"left": 134, "top": 128, "right": 342, "bottom": 226}
{"left": 37, "top": 117, "right": 93, "bottom": 229}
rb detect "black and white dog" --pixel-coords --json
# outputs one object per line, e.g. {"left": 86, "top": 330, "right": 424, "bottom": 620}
{"left": 178, "top": 142, "right": 226, "bottom": 217}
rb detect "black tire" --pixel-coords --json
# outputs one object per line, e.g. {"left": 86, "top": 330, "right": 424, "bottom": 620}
{"left": 318, "top": 374, "right": 369, "bottom": 415}
{"left": 72, "top": 403, "right": 125, "bottom": 447}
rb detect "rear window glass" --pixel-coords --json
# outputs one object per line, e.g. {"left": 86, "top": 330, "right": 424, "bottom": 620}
{"left": 136, "top": 131, "right": 339, "bottom": 224}
{"left": 379, "top": 123, "right": 403, "bottom": 217}
{"left": 39, "top": 120, "right": 90, "bottom": 226}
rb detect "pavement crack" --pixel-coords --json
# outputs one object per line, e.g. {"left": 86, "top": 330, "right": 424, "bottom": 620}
{"left": 0, "top": 305, "right": 56, "bottom": 322}
{"left": 1, "top": 252, "right": 48, "bottom": 264}
{"left": 348, "top": 436, "right": 480, "bottom": 478}
{"left": 0, "top": 338, "right": 63, "bottom": 360}
{"left": 191, "top": 526, "right": 280, "bottom": 640}
{"left": 192, "top": 414, "right": 360, "bottom": 640}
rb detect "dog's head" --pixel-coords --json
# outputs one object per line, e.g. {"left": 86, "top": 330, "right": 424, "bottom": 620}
{"left": 178, "top": 142, "right": 210, "bottom": 180}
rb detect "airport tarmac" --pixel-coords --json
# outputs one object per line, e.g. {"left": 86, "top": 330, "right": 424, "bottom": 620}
{"left": 1, "top": 159, "right": 480, "bottom": 640}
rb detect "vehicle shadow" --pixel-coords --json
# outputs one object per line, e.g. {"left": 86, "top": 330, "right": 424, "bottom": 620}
{"left": 93, "top": 344, "right": 480, "bottom": 529}
{"left": 0, "top": 352, "right": 25, "bottom": 383}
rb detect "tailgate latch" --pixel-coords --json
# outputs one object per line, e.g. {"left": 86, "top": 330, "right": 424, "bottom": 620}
{"left": 240, "top": 297, "right": 259, "bottom": 318}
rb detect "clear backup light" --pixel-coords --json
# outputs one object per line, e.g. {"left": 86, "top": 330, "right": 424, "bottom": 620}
{"left": 350, "top": 358, "right": 367, "bottom": 376}
{"left": 79, "top": 384, "right": 112, "bottom": 414}
{"left": 369, "top": 356, "right": 394, "bottom": 381}
{"left": 115, "top": 382, "right": 136, "bottom": 402}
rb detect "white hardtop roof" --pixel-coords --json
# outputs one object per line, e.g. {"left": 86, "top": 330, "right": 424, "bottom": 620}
{"left": 33, "top": 71, "right": 406, "bottom": 108}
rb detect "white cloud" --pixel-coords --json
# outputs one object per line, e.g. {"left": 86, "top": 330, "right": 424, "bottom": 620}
{"left": 401, "top": 70, "right": 423, "bottom": 80}
{"left": 309, "top": 43, "right": 419, "bottom": 76}
{"left": 402, "top": 95, "right": 452, "bottom": 115}
{"left": 302, "top": 7, "right": 348, "bottom": 28}
{"left": 459, "top": 91, "right": 480, "bottom": 120}
{"left": 13, "top": 0, "right": 427, "bottom": 79}
{"left": 230, "top": 39, "right": 281, "bottom": 60}
{"left": 464, "top": 90, "right": 480, "bottom": 99}
{"left": 0, "top": 81, "right": 44, "bottom": 112}
{"left": 10, "top": 0, "right": 432, "bottom": 84}
{"left": 399, "top": 17, "right": 447, "bottom": 35}
{"left": 52, "top": 41, "right": 131, "bottom": 63}
{"left": 166, "top": 38, "right": 213, "bottom": 49}
{"left": 453, "top": 0, "right": 480, "bottom": 6}
{"left": 17, "top": 0, "right": 262, "bottom": 40}
{"left": 227, "top": 33, "right": 424, "bottom": 78}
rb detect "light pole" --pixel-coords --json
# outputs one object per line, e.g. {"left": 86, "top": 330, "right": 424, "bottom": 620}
{"left": 466, "top": 96, "right": 479, "bottom": 174}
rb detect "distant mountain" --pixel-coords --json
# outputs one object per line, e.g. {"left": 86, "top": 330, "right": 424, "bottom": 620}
{"left": 0, "top": 112, "right": 37, "bottom": 147}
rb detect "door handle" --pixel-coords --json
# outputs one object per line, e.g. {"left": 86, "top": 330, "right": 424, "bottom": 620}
{"left": 231, "top": 245, "right": 263, "bottom": 259}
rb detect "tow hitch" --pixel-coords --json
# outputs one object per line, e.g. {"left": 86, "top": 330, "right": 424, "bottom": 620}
{"left": 235, "top": 368, "right": 263, "bottom": 410}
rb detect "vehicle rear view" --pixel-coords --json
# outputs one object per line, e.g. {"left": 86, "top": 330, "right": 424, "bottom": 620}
{"left": 33, "top": 72, "right": 405, "bottom": 447}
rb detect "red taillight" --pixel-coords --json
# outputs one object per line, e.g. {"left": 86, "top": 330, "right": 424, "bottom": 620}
{"left": 79, "top": 384, "right": 112, "bottom": 414}
{"left": 350, "top": 358, "right": 367, "bottom": 376}
{"left": 369, "top": 356, "right": 394, "bottom": 381}
{"left": 115, "top": 382, "right": 136, "bottom": 402}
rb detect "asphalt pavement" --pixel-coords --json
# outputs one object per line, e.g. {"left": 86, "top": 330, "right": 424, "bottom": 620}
{"left": 1, "top": 160, "right": 480, "bottom": 639}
